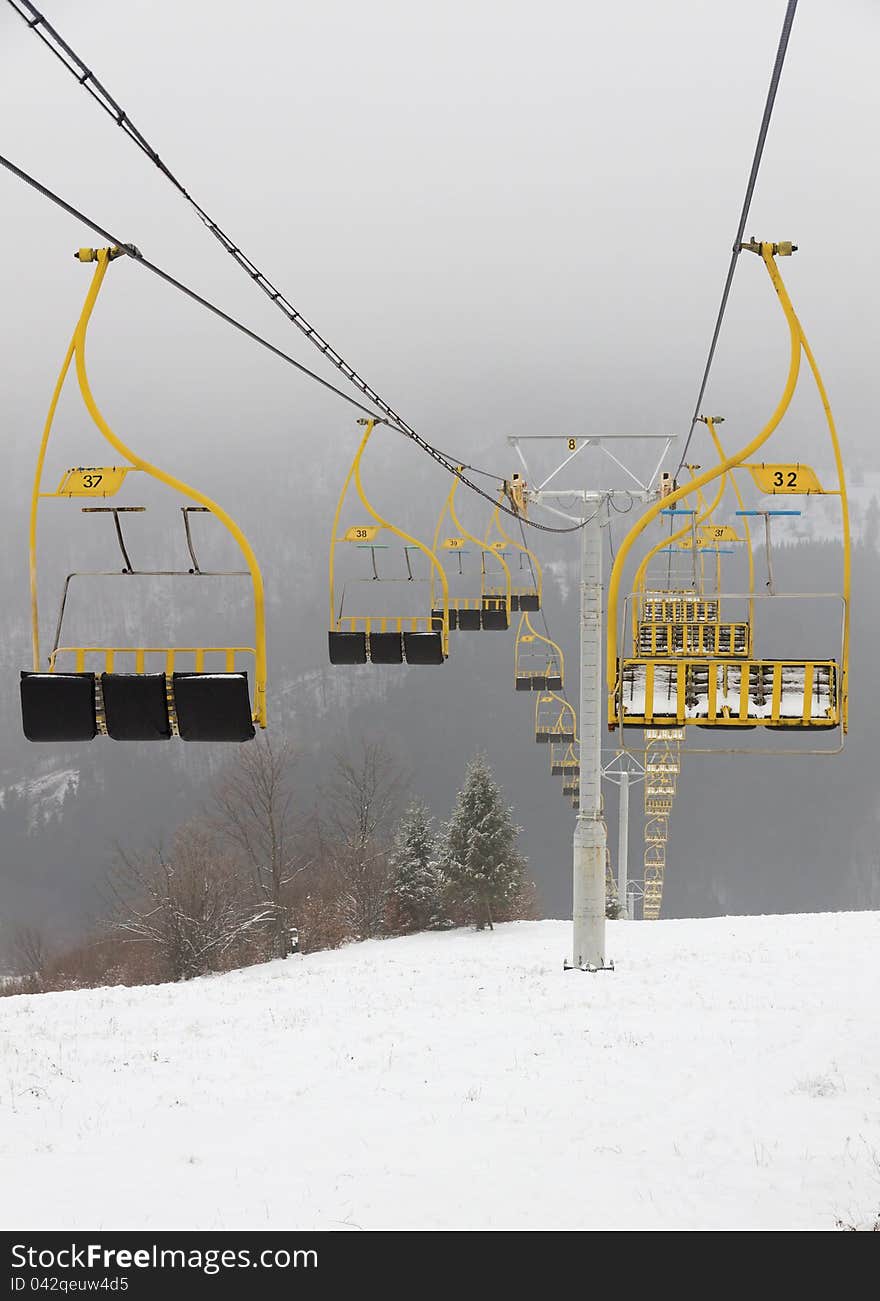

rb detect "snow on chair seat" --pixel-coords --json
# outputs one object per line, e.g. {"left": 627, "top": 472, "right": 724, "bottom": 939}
{"left": 403, "top": 631, "right": 445, "bottom": 665}
{"left": 433, "top": 595, "right": 516, "bottom": 630}
{"left": 329, "top": 620, "right": 445, "bottom": 665}
{"left": 642, "top": 597, "right": 720, "bottom": 624}
{"left": 20, "top": 672, "right": 97, "bottom": 742}
{"left": 616, "top": 658, "right": 839, "bottom": 729}
{"left": 172, "top": 673, "right": 256, "bottom": 742}
{"left": 25, "top": 248, "right": 268, "bottom": 744}
{"left": 101, "top": 672, "right": 171, "bottom": 741}
{"left": 637, "top": 621, "right": 750, "bottom": 657}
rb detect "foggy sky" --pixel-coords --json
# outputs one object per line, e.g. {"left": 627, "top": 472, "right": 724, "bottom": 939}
{"left": 1, "top": 1, "right": 878, "bottom": 931}
{"left": 2, "top": 0, "right": 878, "bottom": 490}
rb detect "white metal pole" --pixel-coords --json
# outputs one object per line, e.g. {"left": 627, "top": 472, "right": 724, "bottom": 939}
{"left": 572, "top": 504, "right": 606, "bottom": 967}
{"left": 617, "top": 771, "right": 629, "bottom": 919}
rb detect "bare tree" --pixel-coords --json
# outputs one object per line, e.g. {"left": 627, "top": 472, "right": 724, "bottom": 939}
{"left": 211, "top": 735, "right": 311, "bottom": 959}
{"left": 5, "top": 924, "right": 52, "bottom": 992}
{"left": 108, "top": 822, "right": 271, "bottom": 981}
{"left": 324, "top": 739, "right": 408, "bottom": 940}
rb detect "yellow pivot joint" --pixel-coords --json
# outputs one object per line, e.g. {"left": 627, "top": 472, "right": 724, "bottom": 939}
{"left": 739, "top": 237, "right": 797, "bottom": 257}
{"left": 75, "top": 246, "right": 136, "bottom": 263}
{"left": 503, "top": 473, "right": 528, "bottom": 516}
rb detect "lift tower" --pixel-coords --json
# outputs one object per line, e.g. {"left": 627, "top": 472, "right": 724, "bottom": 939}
{"left": 508, "top": 434, "right": 673, "bottom": 969}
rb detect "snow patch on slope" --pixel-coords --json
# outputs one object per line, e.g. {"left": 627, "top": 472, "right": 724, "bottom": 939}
{"left": 1, "top": 913, "right": 878, "bottom": 1231}
{"left": 0, "top": 767, "right": 79, "bottom": 827}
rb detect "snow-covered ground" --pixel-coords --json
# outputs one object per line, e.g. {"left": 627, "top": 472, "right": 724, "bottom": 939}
{"left": 1, "top": 914, "right": 878, "bottom": 1231}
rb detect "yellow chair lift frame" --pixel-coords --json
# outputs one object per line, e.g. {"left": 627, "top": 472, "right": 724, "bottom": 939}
{"left": 535, "top": 692, "right": 577, "bottom": 745}
{"left": 608, "top": 241, "right": 850, "bottom": 743}
{"left": 632, "top": 433, "right": 753, "bottom": 658}
{"left": 514, "top": 611, "right": 564, "bottom": 692}
{"left": 483, "top": 494, "right": 543, "bottom": 612}
{"left": 430, "top": 476, "right": 512, "bottom": 630}
{"left": 22, "top": 248, "right": 266, "bottom": 743}
{"left": 644, "top": 814, "right": 669, "bottom": 845}
{"left": 550, "top": 740, "right": 579, "bottom": 778}
{"left": 328, "top": 419, "right": 450, "bottom": 665}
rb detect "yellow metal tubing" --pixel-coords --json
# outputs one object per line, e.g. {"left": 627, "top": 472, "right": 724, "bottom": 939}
{"left": 703, "top": 418, "right": 755, "bottom": 638}
{"left": 30, "top": 331, "right": 77, "bottom": 670}
{"left": 330, "top": 419, "right": 450, "bottom": 653}
{"left": 33, "top": 249, "right": 268, "bottom": 726}
{"left": 608, "top": 243, "right": 803, "bottom": 712}
{"left": 631, "top": 422, "right": 742, "bottom": 644}
{"left": 535, "top": 691, "right": 578, "bottom": 741}
{"left": 484, "top": 495, "right": 543, "bottom": 606}
{"left": 798, "top": 334, "right": 850, "bottom": 731}
{"left": 434, "top": 476, "right": 512, "bottom": 618}
{"left": 514, "top": 610, "right": 564, "bottom": 685}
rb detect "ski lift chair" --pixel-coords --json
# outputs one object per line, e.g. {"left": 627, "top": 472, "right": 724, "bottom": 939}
{"left": 22, "top": 248, "right": 265, "bottom": 743}
{"left": 329, "top": 420, "right": 449, "bottom": 666}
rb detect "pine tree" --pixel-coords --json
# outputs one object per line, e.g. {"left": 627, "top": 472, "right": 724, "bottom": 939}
{"left": 386, "top": 801, "right": 445, "bottom": 933}
{"left": 442, "top": 755, "right": 527, "bottom": 930}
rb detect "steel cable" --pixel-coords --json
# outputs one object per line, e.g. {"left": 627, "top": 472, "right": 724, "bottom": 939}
{"left": 674, "top": 0, "right": 799, "bottom": 477}
{"left": 0, "top": 149, "right": 586, "bottom": 533}
{"left": 6, "top": 0, "right": 587, "bottom": 533}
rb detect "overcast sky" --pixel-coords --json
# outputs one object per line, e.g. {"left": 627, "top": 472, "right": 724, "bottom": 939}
{"left": 2, "top": 0, "right": 878, "bottom": 494}
{"left": 1, "top": 1, "right": 878, "bottom": 928}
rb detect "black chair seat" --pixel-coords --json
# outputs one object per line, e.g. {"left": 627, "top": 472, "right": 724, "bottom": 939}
{"left": 766, "top": 720, "right": 837, "bottom": 731}
{"left": 403, "top": 631, "right": 445, "bottom": 665}
{"left": 458, "top": 608, "right": 481, "bottom": 631}
{"left": 173, "top": 673, "right": 255, "bottom": 742}
{"left": 546, "top": 675, "right": 563, "bottom": 691}
{"left": 518, "top": 593, "right": 540, "bottom": 611}
{"left": 515, "top": 677, "right": 531, "bottom": 691}
{"left": 530, "top": 675, "right": 548, "bottom": 691}
{"left": 369, "top": 632, "right": 403, "bottom": 664}
{"left": 535, "top": 730, "right": 552, "bottom": 743}
{"left": 509, "top": 595, "right": 521, "bottom": 612}
{"left": 102, "top": 673, "right": 171, "bottom": 741}
{"left": 329, "top": 631, "right": 367, "bottom": 664}
{"left": 21, "top": 672, "right": 96, "bottom": 742}
{"left": 481, "top": 609, "right": 509, "bottom": 630}
{"left": 695, "top": 722, "right": 756, "bottom": 731}
{"left": 432, "top": 609, "right": 457, "bottom": 631}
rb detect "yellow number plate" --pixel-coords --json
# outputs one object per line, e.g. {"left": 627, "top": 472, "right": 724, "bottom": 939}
{"left": 443, "top": 537, "right": 467, "bottom": 550}
{"left": 748, "top": 463, "right": 823, "bottom": 494}
{"left": 55, "top": 467, "right": 130, "bottom": 497}
{"left": 343, "top": 525, "right": 382, "bottom": 542}
{"left": 700, "top": 524, "right": 740, "bottom": 542}
{"left": 679, "top": 524, "right": 741, "bottom": 548}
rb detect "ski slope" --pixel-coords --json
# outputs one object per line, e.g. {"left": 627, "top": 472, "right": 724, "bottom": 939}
{"left": 2, "top": 914, "right": 878, "bottom": 1231}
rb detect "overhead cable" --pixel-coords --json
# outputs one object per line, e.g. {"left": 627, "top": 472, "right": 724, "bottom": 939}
{"left": 675, "top": 0, "right": 799, "bottom": 476}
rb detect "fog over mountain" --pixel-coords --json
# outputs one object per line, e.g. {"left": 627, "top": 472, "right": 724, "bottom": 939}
{"left": 1, "top": 1, "right": 878, "bottom": 943}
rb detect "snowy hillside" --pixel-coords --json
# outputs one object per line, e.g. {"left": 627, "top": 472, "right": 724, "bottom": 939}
{"left": 2, "top": 914, "right": 879, "bottom": 1231}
